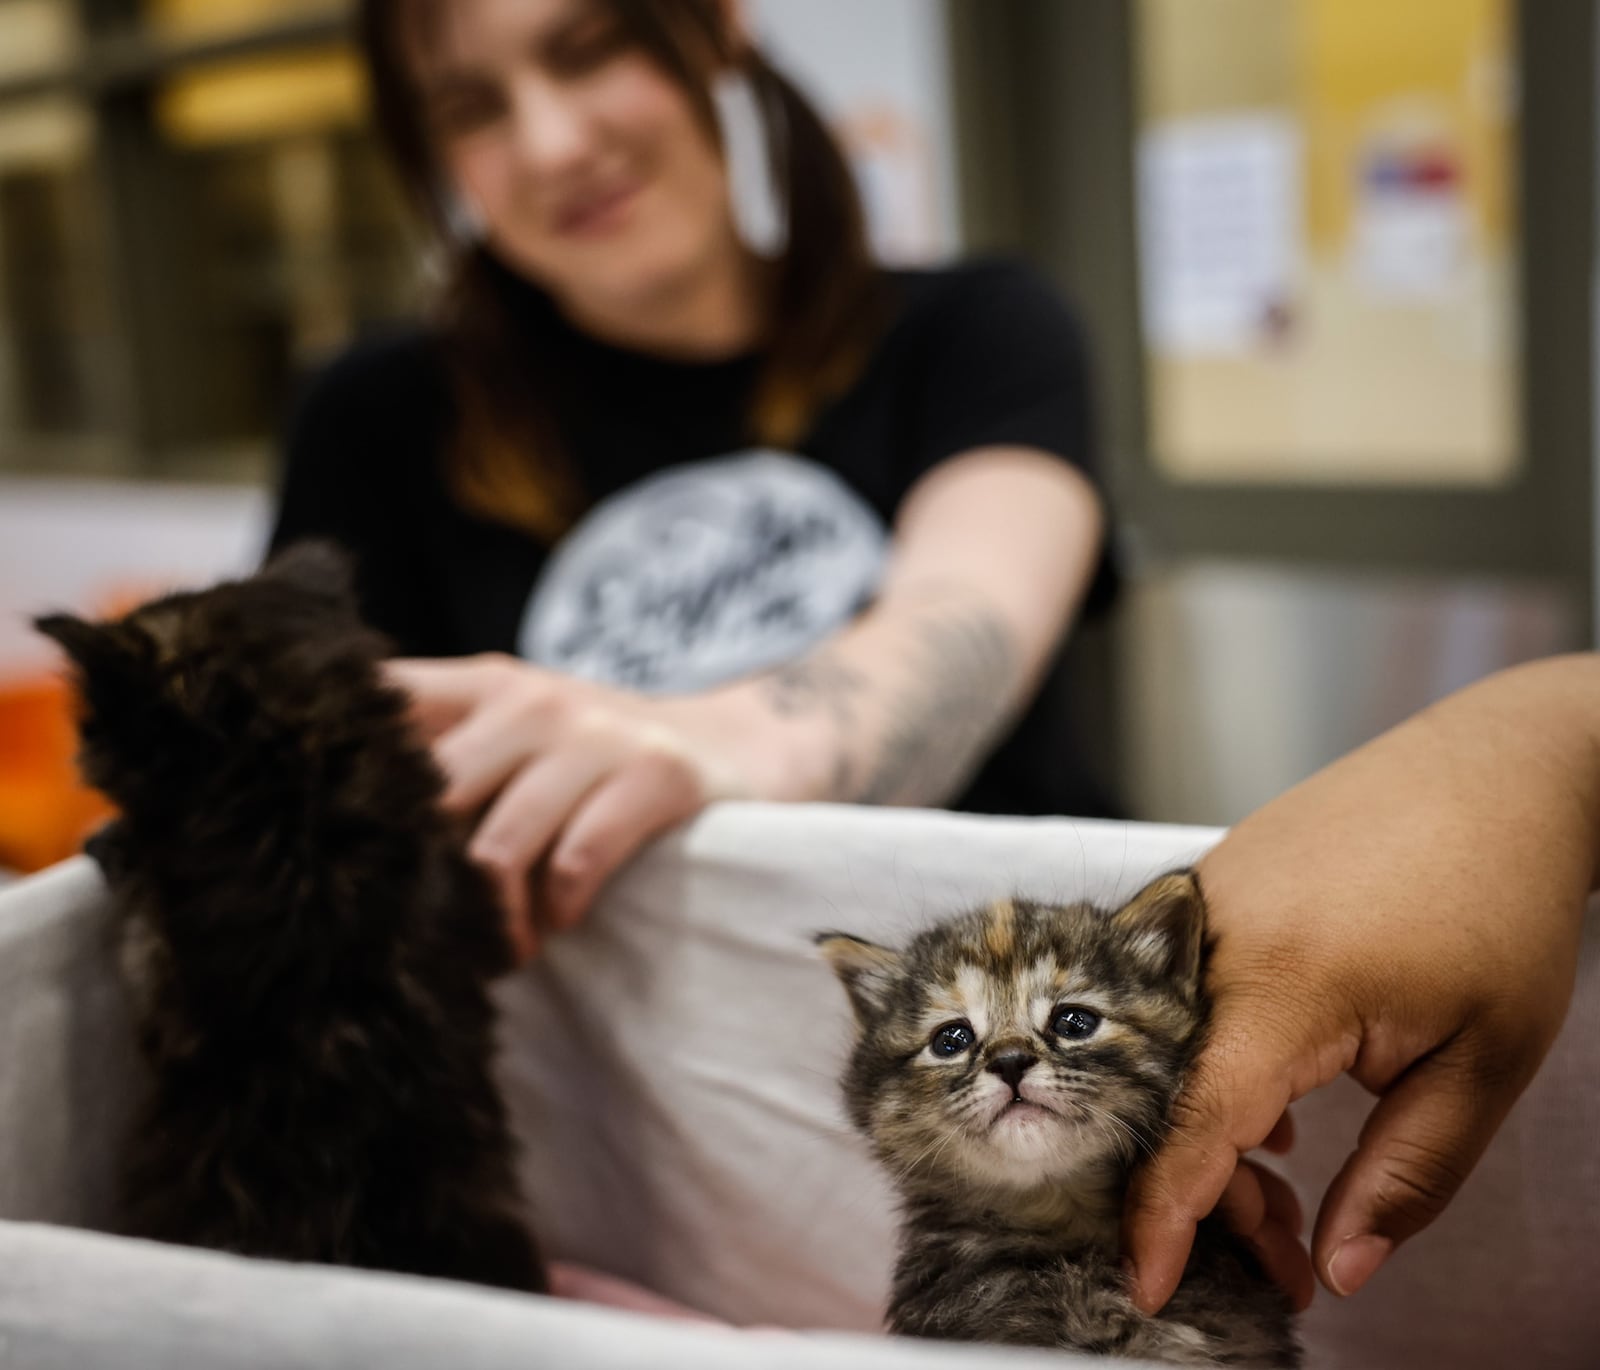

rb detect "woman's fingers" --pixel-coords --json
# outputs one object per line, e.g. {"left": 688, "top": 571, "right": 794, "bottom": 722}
{"left": 385, "top": 656, "right": 499, "bottom": 740}
{"left": 434, "top": 696, "right": 544, "bottom": 814}
{"left": 1222, "top": 1157, "right": 1304, "bottom": 1239}
{"left": 1260, "top": 1109, "right": 1296, "bottom": 1156}
{"left": 543, "top": 748, "right": 705, "bottom": 931}
{"left": 469, "top": 741, "right": 619, "bottom": 960}
{"left": 429, "top": 673, "right": 581, "bottom": 813}
{"left": 388, "top": 655, "right": 721, "bottom": 950}
{"left": 1216, "top": 1159, "right": 1314, "bottom": 1312}
{"left": 1247, "top": 1211, "right": 1316, "bottom": 1314}
{"left": 386, "top": 655, "right": 557, "bottom": 744}
{"left": 1312, "top": 1029, "right": 1531, "bottom": 1297}
{"left": 1122, "top": 1012, "right": 1297, "bottom": 1315}
{"left": 498, "top": 891, "right": 541, "bottom": 966}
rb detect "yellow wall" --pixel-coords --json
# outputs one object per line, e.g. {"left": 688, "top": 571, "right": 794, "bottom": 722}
{"left": 1137, "top": 0, "right": 1519, "bottom": 485}
{"left": 1142, "top": 0, "right": 1513, "bottom": 251}
{"left": 1303, "top": 0, "right": 1513, "bottom": 251}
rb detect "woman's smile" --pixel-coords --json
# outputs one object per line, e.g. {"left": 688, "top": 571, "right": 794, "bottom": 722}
{"left": 553, "top": 176, "right": 646, "bottom": 239}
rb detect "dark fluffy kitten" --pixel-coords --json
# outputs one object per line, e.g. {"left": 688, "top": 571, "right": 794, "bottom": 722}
{"left": 818, "top": 873, "right": 1299, "bottom": 1367}
{"left": 37, "top": 543, "right": 545, "bottom": 1292}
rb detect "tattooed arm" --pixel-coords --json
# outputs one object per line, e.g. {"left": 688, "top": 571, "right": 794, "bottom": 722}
{"left": 717, "top": 446, "right": 1106, "bottom": 807}
{"left": 390, "top": 448, "right": 1104, "bottom": 952}
{"left": 759, "top": 587, "right": 1018, "bottom": 804}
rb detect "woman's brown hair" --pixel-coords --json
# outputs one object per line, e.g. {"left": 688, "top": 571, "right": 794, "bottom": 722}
{"left": 358, "top": 0, "right": 887, "bottom": 541}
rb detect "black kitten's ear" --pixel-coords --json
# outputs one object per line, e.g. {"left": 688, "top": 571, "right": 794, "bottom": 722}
{"left": 260, "top": 540, "right": 357, "bottom": 605}
{"left": 815, "top": 931, "right": 902, "bottom": 1027}
{"left": 35, "top": 613, "right": 118, "bottom": 673}
{"left": 1112, "top": 869, "right": 1207, "bottom": 995}
{"left": 35, "top": 613, "right": 151, "bottom": 724}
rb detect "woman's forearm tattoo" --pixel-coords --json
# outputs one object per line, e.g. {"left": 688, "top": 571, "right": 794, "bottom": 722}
{"left": 765, "top": 653, "right": 868, "bottom": 730}
{"left": 760, "top": 597, "right": 1022, "bottom": 806}
{"left": 763, "top": 651, "right": 870, "bottom": 797}
{"left": 856, "top": 602, "right": 1020, "bottom": 805}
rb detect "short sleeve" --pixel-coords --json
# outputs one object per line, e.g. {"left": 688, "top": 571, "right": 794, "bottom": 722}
{"left": 902, "top": 258, "right": 1116, "bottom": 615}
{"left": 905, "top": 257, "right": 1098, "bottom": 485}
{"left": 270, "top": 334, "right": 454, "bottom": 654}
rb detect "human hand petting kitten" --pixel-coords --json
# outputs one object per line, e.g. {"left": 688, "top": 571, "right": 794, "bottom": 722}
{"left": 387, "top": 654, "right": 802, "bottom": 960}
{"left": 1123, "top": 654, "right": 1600, "bottom": 1317}
{"left": 387, "top": 569, "right": 1046, "bottom": 961}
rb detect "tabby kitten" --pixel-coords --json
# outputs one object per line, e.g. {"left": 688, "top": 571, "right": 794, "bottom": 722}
{"left": 818, "top": 873, "right": 1299, "bottom": 1367}
{"left": 37, "top": 543, "right": 545, "bottom": 1292}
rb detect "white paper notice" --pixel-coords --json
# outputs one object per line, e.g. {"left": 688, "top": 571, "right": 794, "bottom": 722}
{"left": 1352, "top": 188, "right": 1468, "bottom": 300}
{"left": 1139, "top": 114, "right": 1302, "bottom": 357}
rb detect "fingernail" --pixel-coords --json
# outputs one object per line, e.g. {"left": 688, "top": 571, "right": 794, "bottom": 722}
{"left": 1327, "top": 1234, "right": 1392, "bottom": 1297}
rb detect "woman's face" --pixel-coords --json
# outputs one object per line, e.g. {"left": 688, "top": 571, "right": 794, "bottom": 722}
{"left": 407, "top": 0, "right": 739, "bottom": 316}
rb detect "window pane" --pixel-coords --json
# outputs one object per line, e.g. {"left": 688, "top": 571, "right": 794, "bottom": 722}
{"left": 145, "top": 69, "right": 423, "bottom": 480}
{"left": 0, "top": 0, "right": 81, "bottom": 83}
{"left": 0, "top": 97, "right": 119, "bottom": 474}
{"left": 2, "top": 32, "right": 424, "bottom": 482}
{"left": 142, "top": 0, "right": 347, "bottom": 44}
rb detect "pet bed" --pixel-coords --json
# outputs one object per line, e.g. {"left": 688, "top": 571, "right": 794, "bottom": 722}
{"left": 2, "top": 803, "right": 1596, "bottom": 1368}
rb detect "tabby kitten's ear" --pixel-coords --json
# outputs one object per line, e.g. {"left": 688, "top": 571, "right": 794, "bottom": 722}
{"left": 816, "top": 932, "right": 903, "bottom": 1027}
{"left": 1112, "top": 870, "right": 1207, "bottom": 997}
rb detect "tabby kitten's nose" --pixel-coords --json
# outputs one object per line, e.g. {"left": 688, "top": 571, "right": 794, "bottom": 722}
{"left": 986, "top": 1051, "right": 1038, "bottom": 1090}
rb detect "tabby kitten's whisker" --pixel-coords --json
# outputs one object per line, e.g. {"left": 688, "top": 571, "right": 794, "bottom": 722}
{"left": 1073, "top": 1096, "right": 1161, "bottom": 1163}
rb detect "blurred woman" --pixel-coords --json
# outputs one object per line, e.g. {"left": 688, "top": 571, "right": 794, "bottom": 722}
{"left": 272, "top": 0, "right": 1115, "bottom": 958}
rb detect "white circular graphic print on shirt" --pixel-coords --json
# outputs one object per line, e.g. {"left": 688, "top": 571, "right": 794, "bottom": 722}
{"left": 518, "top": 450, "right": 890, "bottom": 694}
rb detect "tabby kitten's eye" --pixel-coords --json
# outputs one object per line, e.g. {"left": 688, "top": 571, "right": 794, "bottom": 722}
{"left": 930, "top": 1022, "right": 976, "bottom": 1057}
{"left": 1051, "top": 1006, "right": 1101, "bottom": 1040}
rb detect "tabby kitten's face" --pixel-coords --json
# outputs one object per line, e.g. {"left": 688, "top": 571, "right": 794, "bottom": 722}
{"left": 819, "top": 873, "right": 1208, "bottom": 1193}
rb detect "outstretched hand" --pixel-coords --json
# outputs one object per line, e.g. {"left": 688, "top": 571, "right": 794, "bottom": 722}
{"left": 1122, "top": 658, "right": 1599, "bottom": 1314}
{"left": 388, "top": 654, "right": 774, "bottom": 961}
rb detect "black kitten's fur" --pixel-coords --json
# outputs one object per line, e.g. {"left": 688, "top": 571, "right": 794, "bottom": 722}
{"left": 38, "top": 544, "right": 545, "bottom": 1292}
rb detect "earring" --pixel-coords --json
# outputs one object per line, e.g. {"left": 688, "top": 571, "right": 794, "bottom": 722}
{"left": 712, "top": 68, "right": 789, "bottom": 259}
{"left": 442, "top": 187, "right": 487, "bottom": 247}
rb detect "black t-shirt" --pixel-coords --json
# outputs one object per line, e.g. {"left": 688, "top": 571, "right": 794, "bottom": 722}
{"left": 271, "top": 255, "right": 1119, "bottom": 817}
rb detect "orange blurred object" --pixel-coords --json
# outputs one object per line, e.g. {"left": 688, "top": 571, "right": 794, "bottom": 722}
{"left": 0, "top": 674, "right": 112, "bottom": 875}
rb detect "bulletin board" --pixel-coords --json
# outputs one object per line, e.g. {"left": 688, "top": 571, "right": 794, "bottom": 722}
{"left": 1136, "top": 0, "right": 1519, "bottom": 486}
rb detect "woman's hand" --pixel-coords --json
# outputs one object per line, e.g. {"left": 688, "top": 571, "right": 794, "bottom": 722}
{"left": 383, "top": 451, "right": 1104, "bottom": 962}
{"left": 385, "top": 453, "right": 1106, "bottom": 960}
{"left": 388, "top": 654, "right": 794, "bottom": 960}
{"left": 1121, "top": 656, "right": 1600, "bottom": 1315}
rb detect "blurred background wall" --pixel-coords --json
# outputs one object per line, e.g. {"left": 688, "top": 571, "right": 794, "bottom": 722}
{"left": 950, "top": 0, "right": 1591, "bottom": 823}
{"left": 0, "top": 0, "right": 1592, "bottom": 869}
